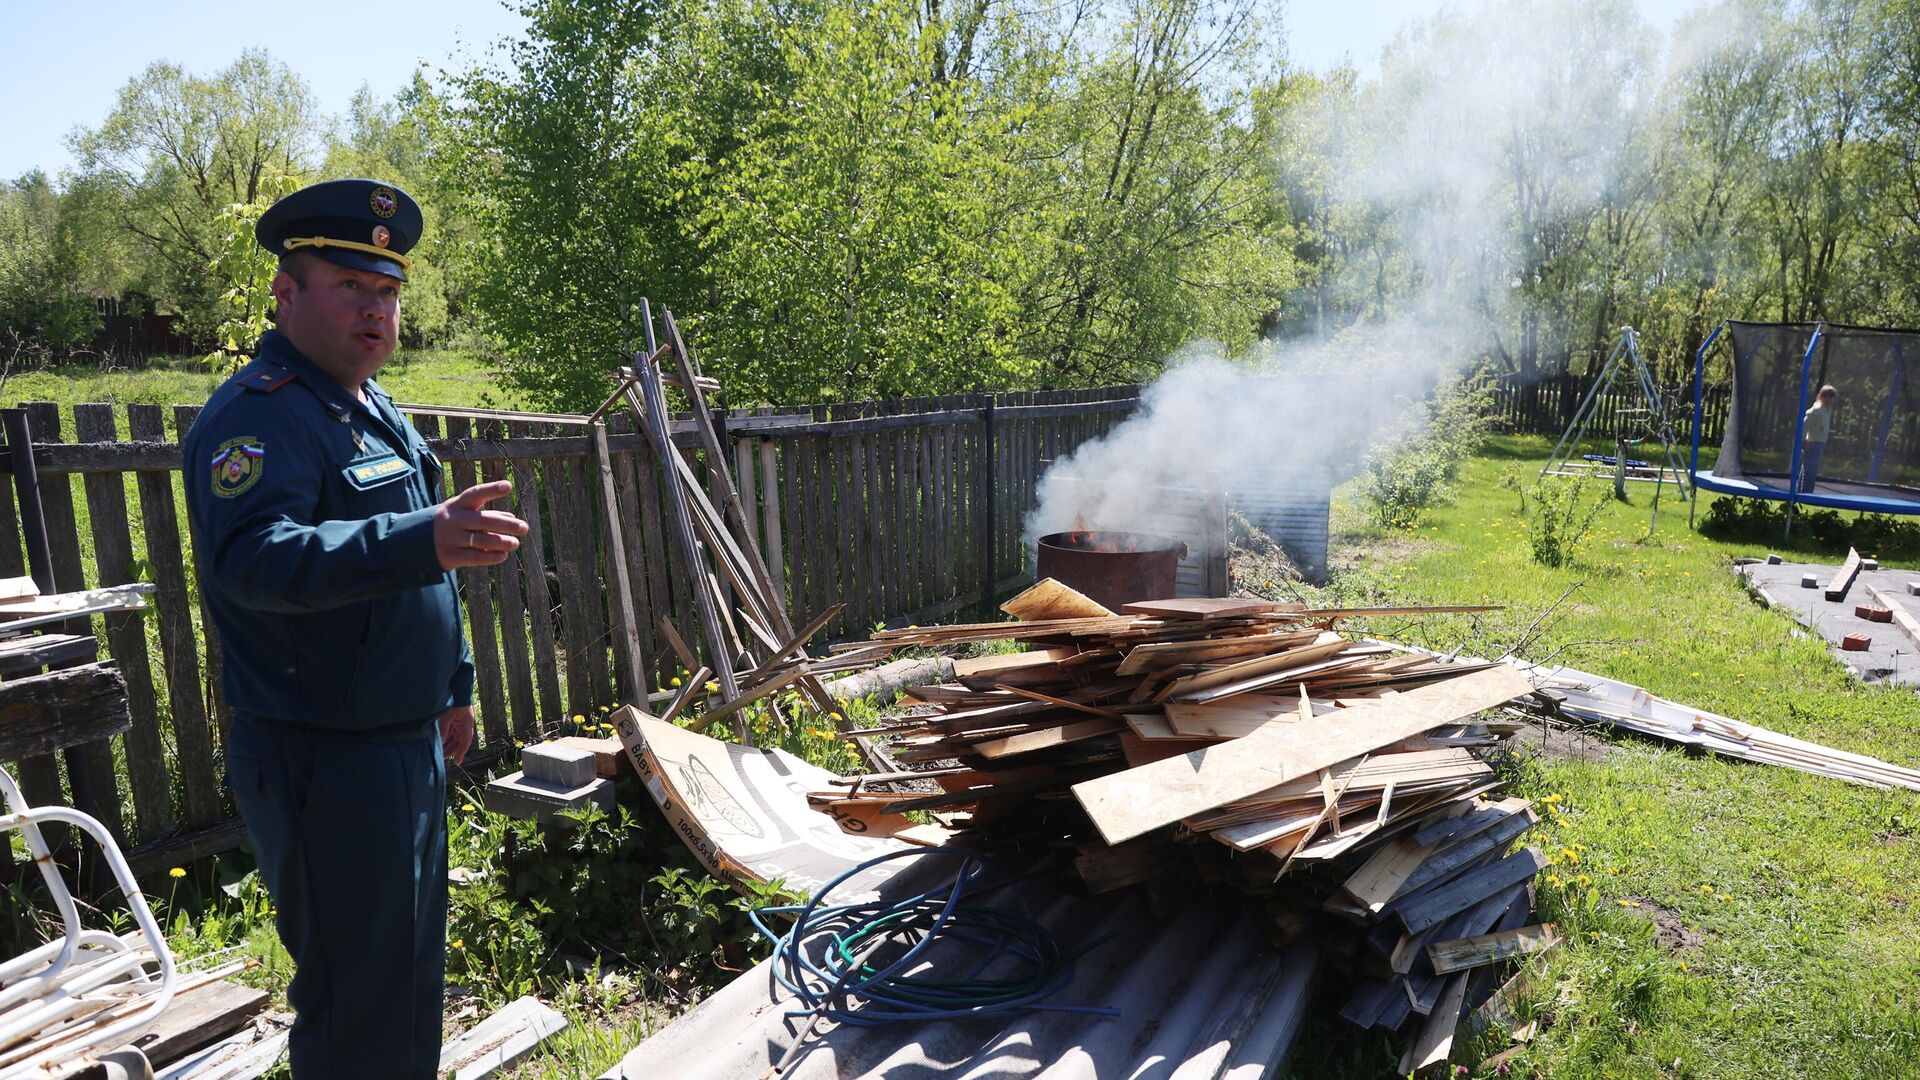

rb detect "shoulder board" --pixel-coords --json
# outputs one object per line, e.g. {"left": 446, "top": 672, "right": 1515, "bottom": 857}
{"left": 238, "top": 364, "right": 298, "bottom": 394}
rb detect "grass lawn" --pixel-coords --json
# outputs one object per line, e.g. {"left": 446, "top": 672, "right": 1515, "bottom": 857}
{"left": 0, "top": 349, "right": 529, "bottom": 413}
{"left": 1300, "top": 434, "right": 1920, "bottom": 1079}
{"left": 9, "top": 353, "right": 1917, "bottom": 1079}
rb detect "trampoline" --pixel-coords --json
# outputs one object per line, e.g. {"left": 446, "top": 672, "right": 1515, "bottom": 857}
{"left": 1691, "top": 321, "right": 1920, "bottom": 517}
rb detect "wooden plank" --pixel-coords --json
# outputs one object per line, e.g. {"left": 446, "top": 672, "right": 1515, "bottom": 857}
{"left": 1002, "top": 578, "right": 1116, "bottom": 621}
{"left": 1071, "top": 665, "right": 1533, "bottom": 844}
{"left": 629, "top": 428, "right": 677, "bottom": 684}
{"left": 734, "top": 431, "right": 759, "bottom": 556}
{"left": 1156, "top": 632, "right": 1351, "bottom": 702}
{"left": 129, "top": 403, "right": 217, "bottom": 822}
{"left": 1428, "top": 922, "right": 1561, "bottom": 975}
{"left": 593, "top": 423, "right": 649, "bottom": 703}
{"left": 444, "top": 418, "right": 509, "bottom": 747}
{"left": 542, "top": 430, "right": 601, "bottom": 721}
{"left": 624, "top": 364, "right": 741, "bottom": 736}
{"left": 480, "top": 423, "right": 537, "bottom": 738}
{"left": 897, "top": 418, "right": 918, "bottom": 618}
{"left": 973, "top": 717, "right": 1123, "bottom": 759}
{"left": 0, "top": 633, "right": 95, "bottom": 676}
{"left": 1824, "top": 547, "right": 1862, "bottom": 601}
{"left": 662, "top": 314, "right": 793, "bottom": 638}
{"left": 129, "top": 405, "right": 218, "bottom": 828}
{"left": 507, "top": 423, "right": 562, "bottom": 728}
{"left": 608, "top": 435, "right": 657, "bottom": 691}
{"left": 1397, "top": 970, "right": 1469, "bottom": 1075}
{"left": 570, "top": 450, "right": 616, "bottom": 707}
{"left": 752, "top": 438, "right": 775, "bottom": 607}
{"left": 74, "top": 405, "right": 175, "bottom": 840}
{"left": 0, "top": 663, "right": 132, "bottom": 760}
{"left": 175, "top": 404, "right": 228, "bottom": 739}
{"left": 1121, "top": 597, "right": 1288, "bottom": 620}
{"left": 125, "top": 979, "right": 270, "bottom": 1066}
{"left": 42, "top": 403, "right": 124, "bottom": 844}
{"left": 1395, "top": 847, "right": 1548, "bottom": 935}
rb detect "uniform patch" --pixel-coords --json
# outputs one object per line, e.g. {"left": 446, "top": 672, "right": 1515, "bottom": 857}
{"left": 210, "top": 438, "right": 266, "bottom": 498}
{"left": 370, "top": 186, "right": 398, "bottom": 219}
{"left": 343, "top": 454, "right": 415, "bottom": 490}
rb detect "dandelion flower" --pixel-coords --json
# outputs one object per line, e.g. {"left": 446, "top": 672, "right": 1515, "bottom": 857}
{"left": 462, "top": 802, "right": 476, "bottom": 812}
{"left": 168, "top": 867, "right": 186, "bottom": 879}
{"left": 1617, "top": 898, "right": 1641, "bottom": 908}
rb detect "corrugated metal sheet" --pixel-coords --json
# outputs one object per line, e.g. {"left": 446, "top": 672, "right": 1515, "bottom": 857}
{"left": 602, "top": 854, "right": 1320, "bottom": 1080}
{"left": 1226, "top": 466, "right": 1332, "bottom": 583}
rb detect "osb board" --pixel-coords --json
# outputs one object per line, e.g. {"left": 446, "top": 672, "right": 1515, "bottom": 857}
{"left": 613, "top": 707, "right": 912, "bottom": 900}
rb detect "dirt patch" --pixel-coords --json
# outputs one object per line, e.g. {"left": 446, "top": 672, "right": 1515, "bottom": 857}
{"left": 1625, "top": 899, "right": 1706, "bottom": 952}
{"left": 1507, "top": 718, "right": 1618, "bottom": 764}
{"left": 1328, "top": 533, "right": 1434, "bottom": 574}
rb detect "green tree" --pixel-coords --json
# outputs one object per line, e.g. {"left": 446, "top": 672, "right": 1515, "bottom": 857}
{"left": 321, "top": 75, "right": 458, "bottom": 347}
{"left": 67, "top": 49, "right": 321, "bottom": 336}
{"left": 696, "top": 0, "right": 1035, "bottom": 401}
{"left": 0, "top": 172, "right": 100, "bottom": 359}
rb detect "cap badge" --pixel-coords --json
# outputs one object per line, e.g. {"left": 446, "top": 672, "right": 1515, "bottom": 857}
{"left": 369, "top": 187, "right": 398, "bottom": 219}
{"left": 371, "top": 225, "right": 391, "bottom": 248}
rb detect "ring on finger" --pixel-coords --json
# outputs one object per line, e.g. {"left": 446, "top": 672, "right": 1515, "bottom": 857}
{"left": 467, "top": 531, "right": 477, "bottom": 550}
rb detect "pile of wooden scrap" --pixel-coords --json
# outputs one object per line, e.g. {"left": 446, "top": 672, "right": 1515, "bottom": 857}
{"left": 810, "top": 582, "right": 1557, "bottom": 1072}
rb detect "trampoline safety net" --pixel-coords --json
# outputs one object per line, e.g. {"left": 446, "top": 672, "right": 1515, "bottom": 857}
{"left": 1719, "top": 321, "right": 1920, "bottom": 501}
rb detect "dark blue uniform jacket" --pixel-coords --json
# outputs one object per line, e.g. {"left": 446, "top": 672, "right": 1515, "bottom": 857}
{"left": 184, "top": 330, "right": 473, "bottom": 732}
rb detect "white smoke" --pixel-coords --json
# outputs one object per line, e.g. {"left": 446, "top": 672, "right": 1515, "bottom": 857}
{"left": 1023, "top": 0, "right": 1674, "bottom": 568}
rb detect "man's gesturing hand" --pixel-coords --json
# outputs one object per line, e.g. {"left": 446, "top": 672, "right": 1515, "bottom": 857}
{"left": 435, "top": 480, "right": 530, "bottom": 569}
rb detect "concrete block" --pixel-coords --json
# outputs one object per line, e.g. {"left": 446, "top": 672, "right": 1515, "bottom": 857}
{"left": 1908, "top": 580, "right": 1920, "bottom": 596}
{"left": 1801, "top": 574, "right": 1820, "bottom": 589}
{"left": 552, "top": 735, "right": 631, "bottom": 779}
{"left": 1842, "top": 632, "right": 1872, "bottom": 652}
{"left": 1864, "top": 558, "right": 1881, "bottom": 571}
{"left": 482, "top": 772, "right": 615, "bottom": 826}
{"left": 1766, "top": 553, "right": 1784, "bottom": 565}
{"left": 1857, "top": 605, "right": 1893, "bottom": 623}
{"left": 522, "top": 742, "right": 596, "bottom": 788}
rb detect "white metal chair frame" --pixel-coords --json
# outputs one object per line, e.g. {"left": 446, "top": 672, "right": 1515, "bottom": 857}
{"left": 0, "top": 763, "right": 175, "bottom": 1077}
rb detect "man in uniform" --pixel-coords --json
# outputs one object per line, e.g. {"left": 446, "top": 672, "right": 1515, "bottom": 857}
{"left": 183, "top": 178, "right": 528, "bottom": 1076}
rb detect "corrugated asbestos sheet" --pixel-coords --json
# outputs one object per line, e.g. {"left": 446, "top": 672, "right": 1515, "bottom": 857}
{"left": 603, "top": 856, "right": 1320, "bottom": 1080}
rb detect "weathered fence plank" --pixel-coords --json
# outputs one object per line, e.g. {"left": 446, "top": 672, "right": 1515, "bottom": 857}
{"left": 506, "top": 422, "right": 563, "bottom": 729}
{"left": 74, "top": 405, "right": 172, "bottom": 841}
{"left": 440, "top": 416, "right": 510, "bottom": 748}
{"left": 32, "top": 402, "right": 124, "bottom": 844}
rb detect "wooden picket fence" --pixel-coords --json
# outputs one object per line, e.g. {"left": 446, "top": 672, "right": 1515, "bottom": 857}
{"left": 1488, "top": 373, "right": 1730, "bottom": 444}
{"left": 0, "top": 386, "right": 1145, "bottom": 873}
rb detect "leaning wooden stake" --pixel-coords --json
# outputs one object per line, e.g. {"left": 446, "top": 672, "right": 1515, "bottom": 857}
{"left": 628, "top": 301, "right": 746, "bottom": 742}
{"left": 592, "top": 422, "right": 649, "bottom": 703}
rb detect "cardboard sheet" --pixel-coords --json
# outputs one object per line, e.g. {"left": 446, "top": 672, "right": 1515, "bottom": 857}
{"left": 613, "top": 706, "right": 913, "bottom": 900}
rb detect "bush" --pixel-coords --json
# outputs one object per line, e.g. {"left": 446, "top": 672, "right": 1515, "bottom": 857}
{"left": 445, "top": 781, "right": 797, "bottom": 1008}
{"left": 1359, "top": 376, "right": 1498, "bottom": 529}
{"left": 1699, "top": 495, "right": 1920, "bottom": 561}
{"left": 1528, "top": 476, "right": 1610, "bottom": 567}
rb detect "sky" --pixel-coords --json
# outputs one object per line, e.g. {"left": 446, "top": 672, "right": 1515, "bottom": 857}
{"left": 0, "top": 0, "right": 1710, "bottom": 182}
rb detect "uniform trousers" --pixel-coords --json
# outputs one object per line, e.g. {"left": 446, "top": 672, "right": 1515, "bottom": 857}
{"left": 225, "top": 715, "right": 447, "bottom": 1078}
